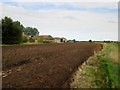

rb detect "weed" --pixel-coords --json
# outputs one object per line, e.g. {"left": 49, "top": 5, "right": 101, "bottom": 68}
{"left": 94, "top": 43, "right": 120, "bottom": 88}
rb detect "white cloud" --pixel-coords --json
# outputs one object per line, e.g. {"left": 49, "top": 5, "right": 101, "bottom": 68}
{"left": 1, "top": 2, "right": 118, "bottom": 41}
{"left": 9, "top": 0, "right": 119, "bottom": 2}
{"left": 0, "top": 2, "right": 2, "bottom": 20}
{"left": 71, "top": 2, "right": 118, "bottom": 9}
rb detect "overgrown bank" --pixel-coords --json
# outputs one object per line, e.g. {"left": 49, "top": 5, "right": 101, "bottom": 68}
{"left": 70, "top": 43, "right": 120, "bottom": 88}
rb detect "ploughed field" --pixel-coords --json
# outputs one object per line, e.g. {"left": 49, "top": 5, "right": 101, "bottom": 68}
{"left": 2, "top": 42, "right": 102, "bottom": 88}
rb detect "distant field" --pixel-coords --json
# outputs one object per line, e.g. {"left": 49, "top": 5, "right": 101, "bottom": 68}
{"left": 2, "top": 42, "right": 102, "bottom": 88}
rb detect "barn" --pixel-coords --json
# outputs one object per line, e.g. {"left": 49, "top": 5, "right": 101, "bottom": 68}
{"left": 54, "top": 37, "right": 67, "bottom": 43}
{"left": 37, "top": 35, "right": 54, "bottom": 43}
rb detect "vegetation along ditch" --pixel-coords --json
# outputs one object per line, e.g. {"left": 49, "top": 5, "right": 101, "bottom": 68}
{"left": 70, "top": 42, "right": 120, "bottom": 88}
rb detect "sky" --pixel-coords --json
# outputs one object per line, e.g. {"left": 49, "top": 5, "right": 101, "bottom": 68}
{"left": 0, "top": 0, "right": 119, "bottom": 41}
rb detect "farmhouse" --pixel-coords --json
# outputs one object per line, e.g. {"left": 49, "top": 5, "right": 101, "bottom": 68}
{"left": 37, "top": 35, "right": 67, "bottom": 43}
{"left": 37, "top": 35, "right": 54, "bottom": 43}
{"left": 54, "top": 37, "right": 67, "bottom": 43}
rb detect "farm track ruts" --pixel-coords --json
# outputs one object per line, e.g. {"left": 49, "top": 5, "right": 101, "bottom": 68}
{"left": 2, "top": 42, "right": 103, "bottom": 88}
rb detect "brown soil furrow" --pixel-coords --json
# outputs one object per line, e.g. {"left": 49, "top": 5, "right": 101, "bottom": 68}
{"left": 2, "top": 42, "right": 102, "bottom": 88}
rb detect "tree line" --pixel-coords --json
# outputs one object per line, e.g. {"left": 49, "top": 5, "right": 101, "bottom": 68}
{"left": 1, "top": 16, "right": 39, "bottom": 44}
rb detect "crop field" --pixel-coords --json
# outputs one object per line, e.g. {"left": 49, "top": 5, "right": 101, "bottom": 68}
{"left": 2, "top": 42, "right": 102, "bottom": 88}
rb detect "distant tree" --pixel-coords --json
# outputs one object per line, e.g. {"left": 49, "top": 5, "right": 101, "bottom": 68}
{"left": 24, "top": 27, "right": 39, "bottom": 37}
{"left": 0, "top": 20, "right": 1, "bottom": 30}
{"left": 73, "top": 39, "right": 76, "bottom": 43}
{"left": 2, "top": 16, "right": 23, "bottom": 44}
{"left": 89, "top": 39, "right": 92, "bottom": 42}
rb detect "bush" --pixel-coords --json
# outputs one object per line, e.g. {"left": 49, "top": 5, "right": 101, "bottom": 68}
{"left": 37, "top": 38, "right": 43, "bottom": 43}
{"left": 29, "top": 37, "right": 35, "bottom": 42}
{"left": 89, "top": 39, "right": 92, "bottom": 42}
{"left": 22, "top": 36, "right": 28, "bottom": 43}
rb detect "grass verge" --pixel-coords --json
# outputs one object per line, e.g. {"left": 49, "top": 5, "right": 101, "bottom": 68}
{"left": 0, "top": 42, "right": 58, "bottom": 46}
{"left": 70, "top": 42, "right": 120, "bottom": 88}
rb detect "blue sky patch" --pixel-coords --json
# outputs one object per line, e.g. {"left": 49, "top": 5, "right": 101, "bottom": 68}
{"left": 1, "top": 1, "right": 118, "bottom": 14}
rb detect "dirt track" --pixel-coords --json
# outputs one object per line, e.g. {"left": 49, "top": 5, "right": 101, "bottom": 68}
{"left": 2, "top": 42, "right": 102, "bottom": 88}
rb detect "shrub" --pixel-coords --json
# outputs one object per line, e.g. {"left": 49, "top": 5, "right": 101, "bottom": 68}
{"left": 29, "top": 37, "right": 35, "bottom": 42}
{"left": 37, "top": 38, "right": 43, "bottom": 43}
{"left": 22, "top": 36, "right": 28, "bottom": 43}
{"left": 89, "top": 39, "right": 92, "bottom": 42}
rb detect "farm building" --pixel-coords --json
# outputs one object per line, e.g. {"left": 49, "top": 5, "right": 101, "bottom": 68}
{"left": 37, "top": 35, "right": 67, "bottom": 43}
{"left": 54, "top": 37, "right": 67, "bottom": 43}
{"left": 37, "top": 35, "right": 54, "bottom": 43}
{"left": 67, "top": 39, "right": 76, "bottom": 43}
{"left": 22, "top": 32, "right": 38, "bottom": 43}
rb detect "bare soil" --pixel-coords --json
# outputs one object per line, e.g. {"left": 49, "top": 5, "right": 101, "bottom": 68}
{"left": 2, "top": 42, "right": 103, "bottom": 88}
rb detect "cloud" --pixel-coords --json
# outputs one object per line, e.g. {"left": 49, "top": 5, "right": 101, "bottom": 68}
{"left": 108, "top": 20, "right": 117, "bottom": 23}
{"left": 63, "top": 16, "right": 77, "bottom": 20}
{"left": 1, "top": 2, "right": 118, "bottom": 41}
{"left": 0, "top": 2, "right": 2, "bottom": 20}
{"left": 2, "top": 0, "right": 119, "bottom": 2}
